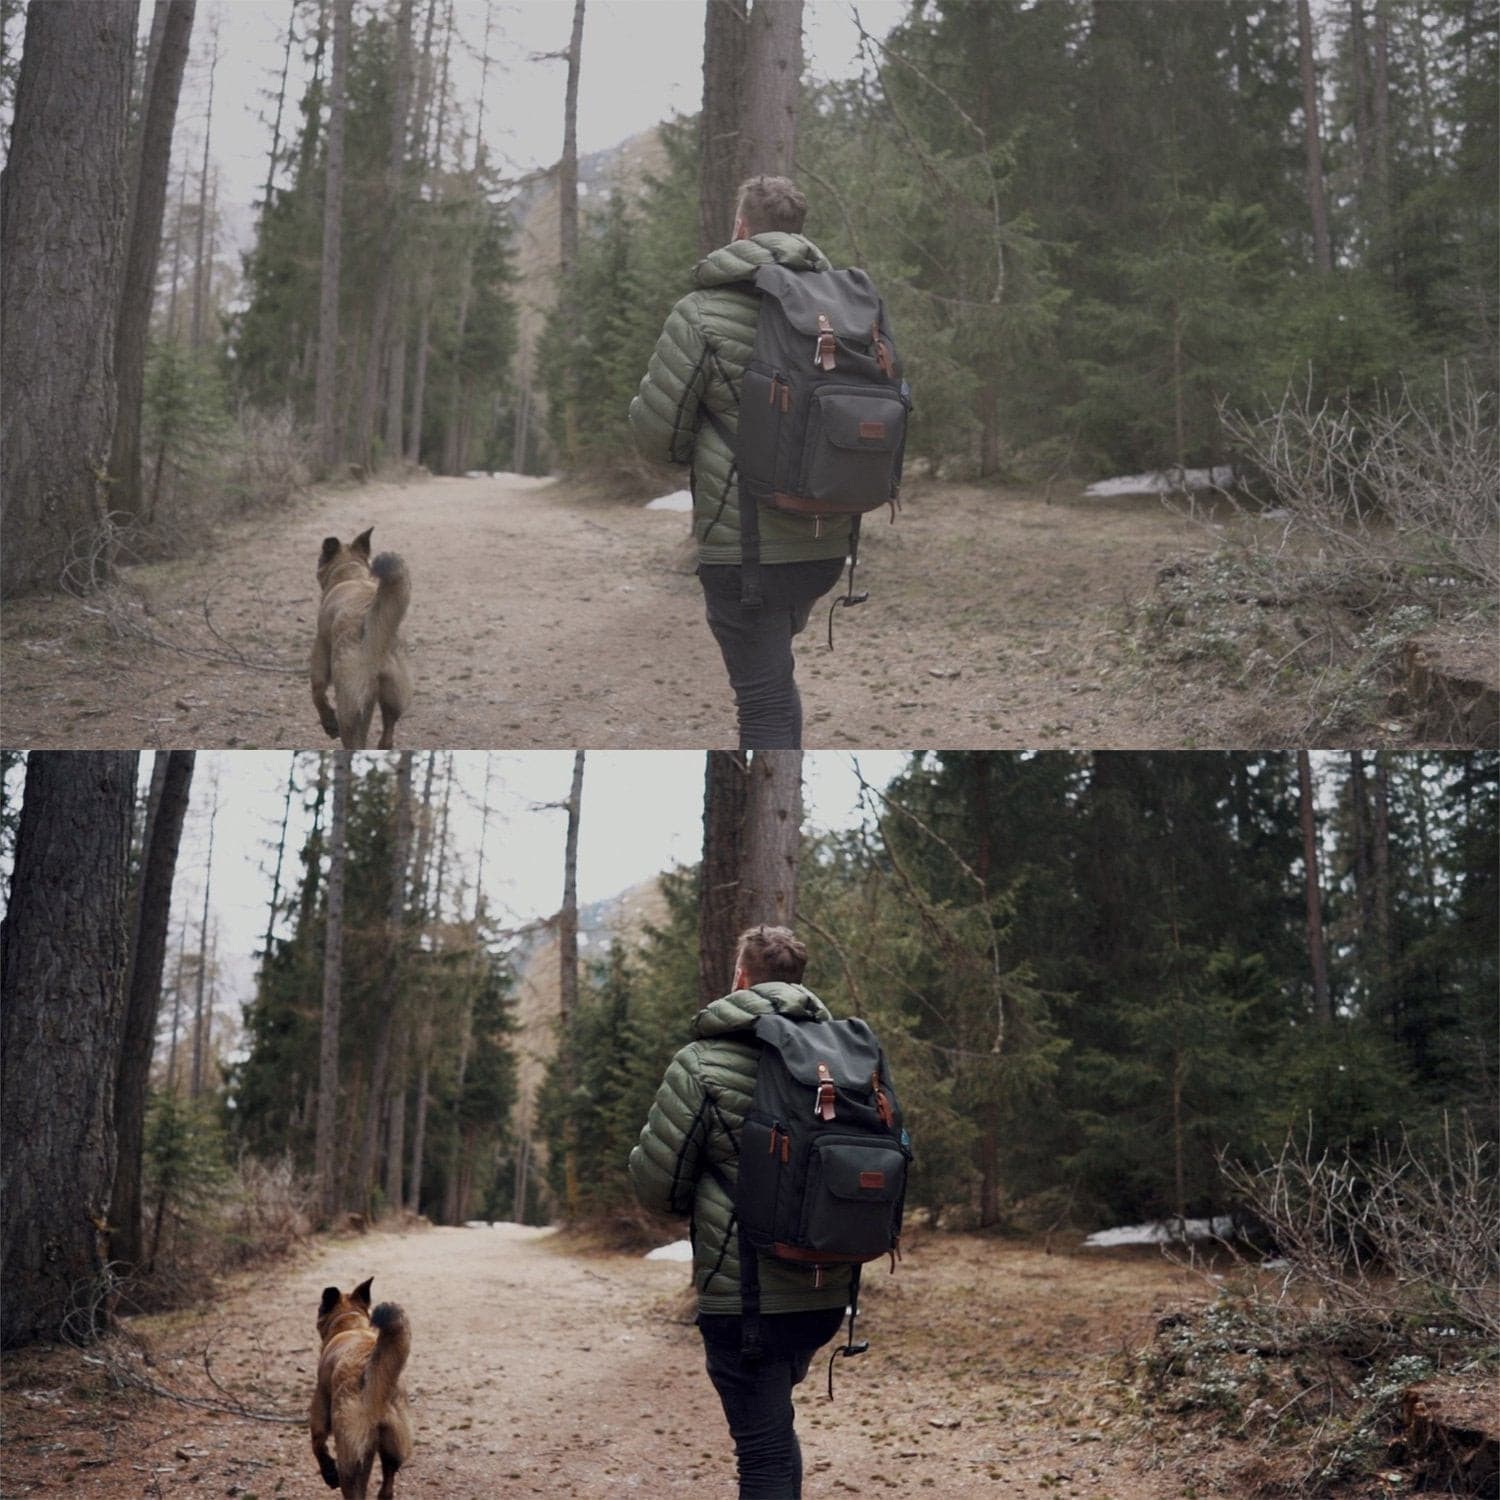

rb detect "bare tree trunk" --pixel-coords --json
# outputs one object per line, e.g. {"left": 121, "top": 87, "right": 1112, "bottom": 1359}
{"left": 558, "top": 752, "right": 585, "bottom": 1026}
{"left": 260, "top": 6, "right": 295, "bottom": 218}
{"left": 558, "top": 0, "right": 585, "bottom": 280}
{"left": 260, "top": 756, "right": 297, "bottom": 971}
{"left": 1371, "top": 0, "right": 1392, "bottom": 257}
{"left": 739, "top": 0, "right": 803, "bottom": 180}
{"left": 699, "top": 0, "right": 747, "bottom": 253}
{"left": 165, "top": 909, "right": 189, "bottom": 1095}
{"left": 699, "top": 751, "right": 748, "bottom": 1002}
{"left": 1298, "top": 750, "right": 1332, "bottom": 1024}
{"left": 1348, "top": 0, "right": 1375, "bottom": 205}
{"left": 315, "top": 752, "right": 352, "bottom": 1224}
{"left": 737, "top": 750, "right": 802, "bottom": 931}
{"left": 356, "top": 752, "right": 414, "bottom": 1216}
{"left": 1, "top": 752, "right": 138, "bottom": 1348}
{"left": 110, "top": 751, "right": 195, "bottom": 1274}
{"left": 0, "top": 0, "right": 135, "bottom": 598}
{"left": 1296, "top": 0, "right": 1333, "bottom": 273}
{"left": 190, "top": 776, "right": 219, "bottom": 1099}
{"left": 1372, "top": 751, "right": 1394, "bottom": 1035}
{"left": 315, "top": 0, "right": 353, "bottom": 473}
{"left": 109, "top": 0, "right": 195, "bottom": 523}
{"left": 189, "top": 17, "right": 220, "bottom": 351}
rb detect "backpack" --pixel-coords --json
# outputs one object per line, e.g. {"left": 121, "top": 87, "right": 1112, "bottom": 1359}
{"left": 722, "top": 1012, "right": 911, "bottom": 1386}
{"left": 706, "top": 265, "right": 911, "bottom": 640}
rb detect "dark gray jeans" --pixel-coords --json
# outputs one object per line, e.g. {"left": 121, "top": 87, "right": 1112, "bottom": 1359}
{"left": 698, "top": 1307, "right": 847, "bottom": 1500}
{"left": 699, "top": 559, "right": 845, "bottom": 750}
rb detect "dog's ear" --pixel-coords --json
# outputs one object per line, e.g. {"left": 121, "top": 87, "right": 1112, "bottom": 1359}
{"left": 319, "top": 537, "right": 342, "bottom": 566}
{"left": 319, "top": 1286, "right": 342, "bottom": 1316}
{"left": 351, "top": 527, "right": 373, "bottom": 558}
{"left": 351, "top": 1276, "right": 373, "bottom": 1307}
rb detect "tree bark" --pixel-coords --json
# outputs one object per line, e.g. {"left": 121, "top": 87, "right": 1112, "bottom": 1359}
{"left": 739, "top": 0, "right": 803, "bottom": 180}
{"left": 558, "top": 751, "right": 585, "bottom": 1027}
{"left": 109, "top": 0, "right": 195, "bottom": 523}
{"left": 737, "top": 750, "right": 802, "bottom": 931}
{"left": 1, "top": 752, "right": 138, "bottom": 1348}
{"left": 0, "top": 0, "right": 135, "bottom": 598}
{"left": 190, "top": 775, "right": 218, "bottom": 1100}
{"left": 189, "top": 18, "right": 219, "bottom": 351}
{"left": 1296, "top": 0, "right": 1333, "bottom": 273}
{"left": 699, "top": 0, "right": 748, "bottom": 254}
{"left": 699, "top": 751, "right": 748, "bottom": 1002}
{"left": 1372, "top": 751, "right": 1394, "bottom": 1034}
{"left": 1297, "top": 750, "right": 1332, "bottom": 1024}
{"left": 315, "top": 751, "right": 352, "bottom": 1223}
{"left": 314, "top": 0, "right": 353, "bottom": 473}
{"left": 110, "top": 751, "right": 195, "bottom": 1275}
{"left": 558, "top": 0, "right": 585, "bottom": 280}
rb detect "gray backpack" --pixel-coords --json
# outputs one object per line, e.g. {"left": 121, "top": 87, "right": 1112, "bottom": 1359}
{"left": 706, "top": 265, "right": 911, "bottom": 637}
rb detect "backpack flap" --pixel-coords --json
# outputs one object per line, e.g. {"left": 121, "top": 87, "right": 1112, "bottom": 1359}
{"left": 752, "top": 1014, "right": 884, "bottom": 1090}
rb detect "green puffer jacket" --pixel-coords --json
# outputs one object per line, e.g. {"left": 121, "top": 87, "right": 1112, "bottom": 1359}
{"left": 628, "top": 232, "right": 855, "bottom": 567}
{"left": 627, "top": 981, "right": 854, "bottom": 1316}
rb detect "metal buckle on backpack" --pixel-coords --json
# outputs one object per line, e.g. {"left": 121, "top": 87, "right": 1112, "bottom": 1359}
{"left": 814, "top": 1062, "right": 837, "bottom": 1121}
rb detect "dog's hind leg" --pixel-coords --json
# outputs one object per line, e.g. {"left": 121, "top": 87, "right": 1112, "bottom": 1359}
{"left": 309, "top": 1396, "right": 340, "bottom": 1488}
{"left": 375, "top": 1444, "right": 402, "bottom": 1499}
{"left": 311, "top": 641, "right": 341, "bottom": 740}
{"left": 375, "top": 658, "right": 410, "bottom": 750}
{"left": 339, "top": 1451, "right": 376, "bottom": 1499}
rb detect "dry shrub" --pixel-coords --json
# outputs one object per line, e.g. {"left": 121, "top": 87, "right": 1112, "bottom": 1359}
{"left": 1133, "top": 367, "right": 1498, "bottom": 742}
{"left": 1130, "top": 1119, "right": 1498, "bottom": 1495}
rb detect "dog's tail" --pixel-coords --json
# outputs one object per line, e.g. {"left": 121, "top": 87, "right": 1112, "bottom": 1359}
{"left": 365, "top": 1302, "right": 410, "bottom": 1417}
{"left": 363, "top": 552, "right": 410, "bottom": 663}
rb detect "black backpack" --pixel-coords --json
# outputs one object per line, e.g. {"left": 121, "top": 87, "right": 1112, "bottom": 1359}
{"left": 717, "top": 1011, "right": 911, "bottom": 1387}
{"left": 705, "top": 265, "right": 911, "bottom": 641}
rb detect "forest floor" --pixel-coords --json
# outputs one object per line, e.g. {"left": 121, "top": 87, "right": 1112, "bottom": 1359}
{"left": 0, "top": 467, "right": 1417, "bottom": 751}
{"left": 0, "top": 1221, "right": 1281, "bottom": 1500}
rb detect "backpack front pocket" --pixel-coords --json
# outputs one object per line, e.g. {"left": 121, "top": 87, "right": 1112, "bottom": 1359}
{"left": 798, "top": 1135, "right": 908, "bottom": 1260}
{"left": 800, "top": 388, "right": 906, "bottom": 509}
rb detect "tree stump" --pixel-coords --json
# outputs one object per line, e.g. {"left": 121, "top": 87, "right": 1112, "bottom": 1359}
{"left": 1400, "top": 630, "right": 1499, "bottom": 746}
{"left": 1396, "top": 1377, "right": 1499, "bottom": 1497}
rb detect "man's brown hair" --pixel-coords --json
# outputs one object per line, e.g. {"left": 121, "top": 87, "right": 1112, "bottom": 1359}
{"left": 735, "top": 924, "right": 808, "bottom": 985}
{"left": 735, "top": 176, "right": 807, "bottom": 236}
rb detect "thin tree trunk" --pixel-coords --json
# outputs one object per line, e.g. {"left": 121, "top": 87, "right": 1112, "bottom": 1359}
{"left": 1, "top": 752, "right": 138, "bottom": 1348}
{"left": 165, "top": 908, "right": 189, "bottom": 1094}
{"left": 699, "top": 0, "right": 748, "bottom": 253}
{"left": 558, "top": 0, "right": 585, "bottom": 280}
{"left": 1371, "top": 0, "right": 1391, "bottom": 259}
{"left": 1372, "top": 751, "right": 1394, "bottom": 1036}
{"left": 110, "top": 750, "right": 195, "bottom": 1275}
{"left": 315, "top": 752, "right": 352, "bottom": 1224}
{"left": 737, "top": 750, "right": 802, "bottom": 930}
{"left": 1296, "top": 0, "right": 1333, "bottom": 273}
{"left": 739, "top": 0, "right": 802, "bottom": 180}
{"left": 260, "top": 6, "right": 295, "bottom": 218}
{"left": 190, "top": 777, "right": 219, "bottom": 1099}
{"left": 261, "top": 756, "right": 297, "bottom": 971}
{"left": 1298, "top": 750, "right": 1332, "bottom": 1024}
{"left": 406, "top": 1053, "right": 429, "bottom": 1212}
{"left": 109, "top": 0, "right": 195, "bottom": 523}
{"left": 315, "top": 0, "right": 353, "bottom": 473}
{"left": 189, "top": 19, "right": 219, "bottom": 351}
{"left": 558, "top": 752, "right": 585, "bottom": 1027}
{"left": 700, "top": 751, "right": 748, "bottom": 1001}
{"left": 0, "top": 0, "right": 135, "bottom": 598}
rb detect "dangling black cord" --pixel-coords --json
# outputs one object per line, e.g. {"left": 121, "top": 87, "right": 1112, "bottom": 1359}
{"left": 825, "top": 1270, "right": 869, "bottom": 1399}
{"left": 826, "top": 555, "right": 869, "bottom": 651}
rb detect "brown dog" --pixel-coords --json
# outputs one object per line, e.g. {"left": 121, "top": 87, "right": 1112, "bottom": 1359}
{"left": 311, "top": 528, "right": 412, "bottom": 748}
{"left": 310, "top": 1277, "right": 412, "bottom": 1499}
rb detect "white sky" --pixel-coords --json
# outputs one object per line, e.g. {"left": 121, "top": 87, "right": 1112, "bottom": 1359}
{"left": 187, "top": 0, "right": 907, "bottom": 222}
{"left": 161, "top": 748, "right": 909, "bottom": 1021}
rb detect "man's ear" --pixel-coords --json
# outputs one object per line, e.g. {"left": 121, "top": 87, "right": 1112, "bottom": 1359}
{"left": 733, "top": 215, "right": 749, "bottom": 242}
{"left": 733, "top": 964, "right": 751, "bottom": 992}
{"left": 351, "top": 1277, "right": 373, "bottom": 1307}
{"left": 319, "top": 537, "right": 341, "bottom": 566}
{"left": 351, "top": 527, "right": 373, "bottom": 558}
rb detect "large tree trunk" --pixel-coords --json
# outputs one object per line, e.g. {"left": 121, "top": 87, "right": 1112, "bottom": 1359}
{"left": 699, "top": 751, "right": 748, "bottom": 1002}
{"left": 558, "top": 751, "right": 585, "bottom": 1027}
{"left": 110, "top": 751, "right": 195, "bottom": 1275}
{"left": 109, "top": 0, "right": 195, "bottom": 524}
{"left": 736, "top": 750, "right": 802, "bottom": 931}
{"left": 739, "top": 0, "right": 803, "bottom": 180}
{"left": 1297, "top": 750, "right": 1332, "bottom": 1024}
{"left": 1296, "top": 0, "right": 1333, "bottom": 273}
{"left": 699, "top": 0, "right": 747, "bottom": 253}
{"left": 315, "top": 752, "right": 352, "bottom": 1223}
{"left": 0, "top": 1, "right": 135, "bottom": 599}
{"left": 1, "top": 752, "right": 138, "bottom": 1348}
{"left": 314, "top": 0, "right": 353, "bottom": 474}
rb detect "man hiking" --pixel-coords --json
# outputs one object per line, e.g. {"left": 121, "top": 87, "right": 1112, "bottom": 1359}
{"left": 627, "top": 925, "right": 851, "bottom": 1500}
{"left": 628, "top": 177, "right": 851, "bottom": 752}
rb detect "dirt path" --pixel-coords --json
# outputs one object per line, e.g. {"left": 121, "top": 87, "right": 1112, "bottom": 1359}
{"left": 0, "top": 1224, "right": 1220, "bottom": 1498}
{"left": 0, "top": 473, "right": 1229, "bottom": 750}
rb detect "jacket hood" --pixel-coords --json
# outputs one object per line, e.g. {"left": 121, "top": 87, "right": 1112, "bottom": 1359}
{"left": 692, "top": 981, "right": 833, "bottom": 1039}
{"left": 693, "top": 232, "right": 832, "bottom": 289}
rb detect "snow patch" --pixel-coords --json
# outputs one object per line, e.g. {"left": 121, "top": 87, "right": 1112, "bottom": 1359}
{"left": 1083, "top": 1216, "right": 1235, "bottom": 1247}
{"left": 645, "top": 1239, "right": 694, "bottom": 1262}
{"left": 1084, "top": 467, "right": 1235, "bottom": 497}
{"left": 646, "top": 490, "right": 694, "bottom": 512}
{"left": 463, "top": 1220, "right": 559, "bottom": 1239}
